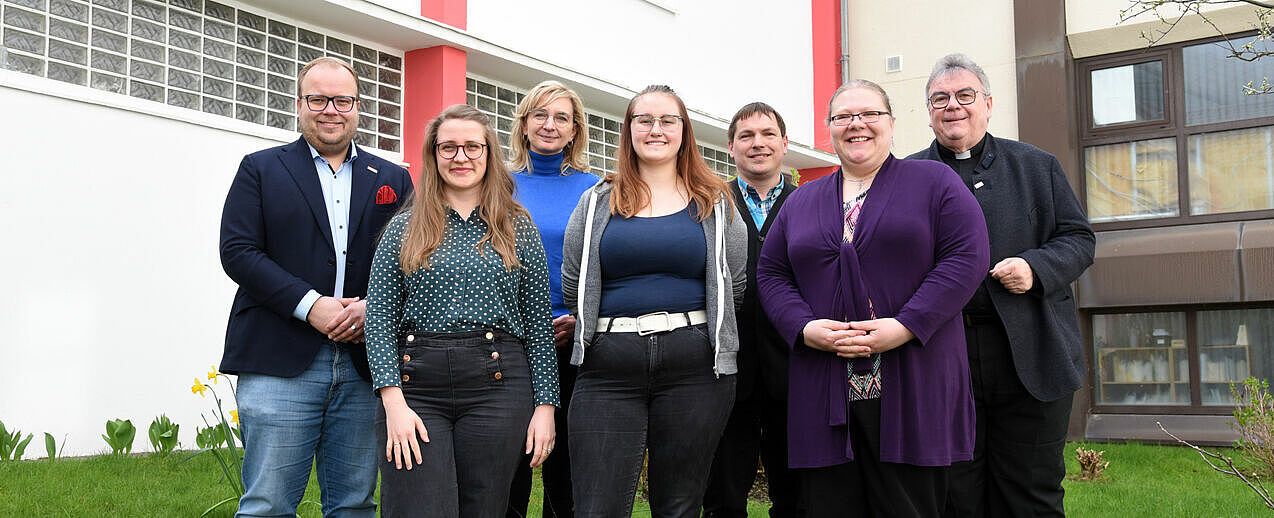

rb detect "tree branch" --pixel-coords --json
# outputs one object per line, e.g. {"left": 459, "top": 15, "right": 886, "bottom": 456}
{"left": 1157, "top": 421, "right": 1274, "bottom": 510}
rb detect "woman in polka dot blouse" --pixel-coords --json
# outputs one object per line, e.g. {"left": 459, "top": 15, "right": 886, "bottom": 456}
{"left": 364, "top": 104, "right": 560, "bottom": 518}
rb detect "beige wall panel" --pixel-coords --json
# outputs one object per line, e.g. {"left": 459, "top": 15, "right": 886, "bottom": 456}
{"left": 1066, "top": 3, "right": 1259, "bottom": 58}
{"left": 845, "top": 0, "right": 1019, "bottom": 156}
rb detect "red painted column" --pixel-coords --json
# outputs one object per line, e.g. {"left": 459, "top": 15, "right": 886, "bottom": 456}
{"left": 401, "top": 0, "right": 468, "bottom": 180}
{"left": 421, "top": 0, "right": 467, "bottom": 29}
{"left": 800, "top": 0, "right": 842, "bottom": 184}
{"left": 402, "top": 46, "right": 467, "bottom": 177}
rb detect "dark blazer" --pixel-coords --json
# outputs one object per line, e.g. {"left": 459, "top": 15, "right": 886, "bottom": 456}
{"left": 908, "top": 134, "right": 1095, "bottom": 402}
{"left": 219, "top": 137, "right": 414, "bottom": 381}
{"left": 758, "top": 156, "right": 989, "bottom": 468}
{"left": 728, "top": 178, "right": 797, "bottom": 403}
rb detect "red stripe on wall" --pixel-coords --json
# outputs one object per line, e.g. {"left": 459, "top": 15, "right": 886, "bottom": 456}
{"left": 810, "top": 0, "right": 840, "bottom": 155}
{"left": 402, "top": 46, "right": 467, "bottom": 181}
{"left": 421, "top": 0, "right": 466, "bottom": 29}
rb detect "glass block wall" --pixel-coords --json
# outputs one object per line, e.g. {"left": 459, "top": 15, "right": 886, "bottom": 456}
{"left": 1, "top": 0, "right": 404, "bottom": 153}
{"left": 466, "top": 76, "right": 735, "bottom": 177}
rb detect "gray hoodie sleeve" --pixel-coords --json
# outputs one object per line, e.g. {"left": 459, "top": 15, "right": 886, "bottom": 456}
{"left": 560, "top": 187, "right": 593, "bottom": 316}
{"left": 724, "top": 200, "right": 748, "bottom": 306}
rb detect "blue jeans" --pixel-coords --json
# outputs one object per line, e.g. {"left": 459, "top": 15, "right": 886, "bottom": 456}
{"left": 235, "top": 344, "right": 378, "bottom": 518}
{"left": 377, "top": 330, "right": 535, "bottom": 518}
{"left": 568, "top": 324, "right": 735, "bottom": 517}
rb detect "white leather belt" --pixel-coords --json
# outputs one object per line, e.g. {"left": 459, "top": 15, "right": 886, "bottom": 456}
{"left": 597, "top": 310, "right": 708, "bottom": 336}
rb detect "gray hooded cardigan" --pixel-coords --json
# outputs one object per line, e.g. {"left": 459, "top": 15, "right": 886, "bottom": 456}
{"left": 561, "top": 180, "right": 748, "bottom": 375}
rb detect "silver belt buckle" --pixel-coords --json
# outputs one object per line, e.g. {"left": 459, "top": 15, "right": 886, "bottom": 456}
{"left": 636, "top": 311, "right": 672, "bottom": 336}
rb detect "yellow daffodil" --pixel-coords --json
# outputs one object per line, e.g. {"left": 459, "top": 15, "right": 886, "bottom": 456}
{"left": 192, "top": 378, "right": 208, "bottom": 397}
{"left": 230, "top": 409, "right": 239, "bottom": 424}
{"left": 207, "top": 366, "right": 219, "bottom": 384}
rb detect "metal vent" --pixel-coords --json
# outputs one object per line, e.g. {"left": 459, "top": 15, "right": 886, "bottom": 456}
{"left": 886, "top": 55, "right": 902, "bottom": 73}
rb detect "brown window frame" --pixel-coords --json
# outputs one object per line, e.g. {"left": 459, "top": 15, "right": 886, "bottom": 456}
{"left": 1076, "top": 32, "right": 1274, "bottom": 232}
{"left": 1084, "top": 302, "right": 1274, "bottom": 415}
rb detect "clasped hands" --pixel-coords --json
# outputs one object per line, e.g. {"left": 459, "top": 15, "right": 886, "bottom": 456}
{"left": 802, "top": 318, "right": 915, "bottom": 358}
{"left": 306, "top": 296, "right": 366, "bottom": 343}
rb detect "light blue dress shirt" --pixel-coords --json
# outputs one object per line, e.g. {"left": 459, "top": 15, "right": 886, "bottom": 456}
{"left": 291, "top": 142, "right": 358, "bottom": 321}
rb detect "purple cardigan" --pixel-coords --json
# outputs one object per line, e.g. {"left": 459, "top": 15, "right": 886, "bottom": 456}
{"left": 756, "top": 155, "right": 990, "bottom": 468}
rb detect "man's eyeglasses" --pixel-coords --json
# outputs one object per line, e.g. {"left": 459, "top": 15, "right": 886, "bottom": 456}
{"left": 436, "top": 142, "right": 488, "bottom": 160}
{"left": 827, "top": 111, "right": 890, "bottom": 126}
{"left": 529, "top": 109, "right": 572, "bottom": 128}
{"left": 301, "top": 95, "right": 358, "bottom": 113}
{"left": 631, "top": 114, "right": 684, "bottom": 132}
{"left": 927, "top": 88, "right": 986, "bottom": 110}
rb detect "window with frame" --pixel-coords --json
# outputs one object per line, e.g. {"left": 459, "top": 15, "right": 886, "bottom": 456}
{"left": 1090, "top": 306, "right": 1274, "bottom": 411}
{"left": 1078, "top": 33, "right": 1274, "bottom": 228}
{"left": 0, "top": 0, "right": 404, "bottom": 153}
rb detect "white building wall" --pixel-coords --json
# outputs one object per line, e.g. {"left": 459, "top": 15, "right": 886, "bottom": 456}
{"left": 845, "top": 0, "right": 1018, "bottom": 157}
{"left": 465, "top": 0, "right": 818, "bottom": 146}
{"left": 0, "top": 74, "right": 311, "bottom": 458}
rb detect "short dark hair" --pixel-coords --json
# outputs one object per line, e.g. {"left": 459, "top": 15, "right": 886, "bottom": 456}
{"left": 727, "top": 102, "right": 786, "bottom": 141}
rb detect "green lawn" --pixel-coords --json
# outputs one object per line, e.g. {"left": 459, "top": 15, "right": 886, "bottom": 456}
{"left": 0, "top": 443, "right": 1269, "bottom": 516}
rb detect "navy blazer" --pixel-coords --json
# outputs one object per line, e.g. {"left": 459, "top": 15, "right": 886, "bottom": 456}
{"left": 908, "top": 135, "right": 1095, "bottom": 402}
{"left": 219, "top": 137, "right": 414, "bottom": 381}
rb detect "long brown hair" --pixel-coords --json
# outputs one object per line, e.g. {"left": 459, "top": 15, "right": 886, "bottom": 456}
{"left": 608, "top": 85, "right": 728, "bottom": 221}
{"left": 400, "top": 104, "right": 529, "bottom": 271}
{"left": 508, "top": 80, "right": 591, "bottom": 174}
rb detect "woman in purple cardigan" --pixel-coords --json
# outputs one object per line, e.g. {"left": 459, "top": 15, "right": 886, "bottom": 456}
{"left": 756, "top": 80, "right": 990, "bottom": 517}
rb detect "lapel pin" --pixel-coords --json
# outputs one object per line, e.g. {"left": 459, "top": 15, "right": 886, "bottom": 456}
{"left": 367, "top": 165, "right": 378, "bottom": 174}
{"left": 974, "top": 181, "right": 985, "bottom": 189}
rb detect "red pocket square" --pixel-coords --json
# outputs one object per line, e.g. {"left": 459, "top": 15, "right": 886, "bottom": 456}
{"left": 375, "top": 185, "right": 398, "bottom": 205}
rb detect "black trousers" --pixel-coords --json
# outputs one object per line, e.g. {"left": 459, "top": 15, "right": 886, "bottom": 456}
{"left": 507, "top": 347, "right": 577, "bottom": 518}
{"left": 378, "top": 331, "right": 533, "bottom": 518}
{"left": 944, "top": 316, "right": 1071, "bottom": 517}
{"left": 702, "top": 385, "right": 799, "bottom": 518}
{"left": 569, "top": 325, "right": 735, "bottom": 517}
{"left": 798, "top": 399, "right": 946, "bottom": 518}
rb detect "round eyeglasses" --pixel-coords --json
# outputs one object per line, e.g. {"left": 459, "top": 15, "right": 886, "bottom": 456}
{"left": 436, "top": 142, "right": 488, "bottom": 160}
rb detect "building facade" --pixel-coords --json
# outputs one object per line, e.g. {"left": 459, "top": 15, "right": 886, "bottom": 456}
{"left": 3, "top": 0, "right": 1268, "bottom": 457}
{"left": 0, "top": 0, "right": 839, "bottom": 457}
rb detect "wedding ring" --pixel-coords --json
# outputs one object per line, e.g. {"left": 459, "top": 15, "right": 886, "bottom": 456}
{"left": 351, "top": 324, "right": 358, "bottom": 330}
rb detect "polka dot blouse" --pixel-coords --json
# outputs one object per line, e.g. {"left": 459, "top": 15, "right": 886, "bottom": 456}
{"left": 365, "top": 207, "right": 560, "bottom": 407}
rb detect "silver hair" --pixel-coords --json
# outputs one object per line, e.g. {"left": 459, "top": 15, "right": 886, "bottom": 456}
{"left": 925, "top": 53, "right": 991, "bottom": 97}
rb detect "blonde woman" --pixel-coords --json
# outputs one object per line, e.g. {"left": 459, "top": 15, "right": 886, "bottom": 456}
{"left": 561, "top": 85, "right": 747, "bottom": 517}
{"left": 365, "top": 104, "right": 559, "bottom": 518}
{"left": 505, "top": 80, "right": 598, "bottom": 518}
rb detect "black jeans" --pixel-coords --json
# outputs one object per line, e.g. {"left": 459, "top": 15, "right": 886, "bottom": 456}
{"left": 377, "top": 330, "right": 534, "bottom": 518}
{"left": 703, "top": 387, "right": 799, "bottom": 518}
{"left": 508, "top": 346, "right": 577, "bottom": 518}
{"left": 569, "top": 324, "right": 735, "bottom": 517}
{"left": 944, "top": 317, "right": 1071, "bottom": 518}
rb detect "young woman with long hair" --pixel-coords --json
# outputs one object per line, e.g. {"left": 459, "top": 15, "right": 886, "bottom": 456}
{"left": 364, "top": 104, "right": 560, "bottom": 518}
{"left": 561, "top": 85, "right": 747, "bottom": 517}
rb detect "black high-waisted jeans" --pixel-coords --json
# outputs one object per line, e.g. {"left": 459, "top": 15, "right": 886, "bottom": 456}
{"left": 568, "top": 324, "right": 735, "bottom": 517}
{"left": 377, "top": 329, "right": 534, "bottom": 518}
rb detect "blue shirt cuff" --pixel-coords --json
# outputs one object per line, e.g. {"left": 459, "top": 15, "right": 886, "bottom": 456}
{"left": 293, "top": 290, "right": 322, "bottom": 321}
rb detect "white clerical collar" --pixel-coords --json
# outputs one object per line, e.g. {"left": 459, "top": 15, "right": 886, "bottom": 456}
{"left": 955, "top": 150, "right": 972, "bottom": 159}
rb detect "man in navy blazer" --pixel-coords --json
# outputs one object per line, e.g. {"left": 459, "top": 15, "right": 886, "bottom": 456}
{"left": 219, "top": 57, "right": 413, "bottom": 517}
{"left": 908, "top": 54, "right": 1094, "bottom": 518}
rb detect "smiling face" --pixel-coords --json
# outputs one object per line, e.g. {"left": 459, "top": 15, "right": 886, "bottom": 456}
{"left": 927, "top": 69, "right": 993, "bottom": 153}
{"left": 629, "top": 93, "right": 683, "bottom": 167}
{"left": 523, "top": 96, "right": 576, "bottom": 155}
{"left": 729, "top": 113, "right": 788, "bottom": 181}
{"left": 828, "top": 87, "right": 894, "bottom": 176}
{"left": 436, "top": 119, "right": 488, "bottom": 198}
{"left": 296, "top": 63, "right": 358, "bottom": 159}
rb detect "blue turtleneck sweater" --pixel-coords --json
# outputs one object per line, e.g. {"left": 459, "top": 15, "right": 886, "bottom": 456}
{"left": 514, "top": 151, "right": 599, "bottom": 317}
